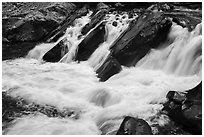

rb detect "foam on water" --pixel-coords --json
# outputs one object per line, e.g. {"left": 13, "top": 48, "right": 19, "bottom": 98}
{"left": 137, "top": 23, "right": 202, "bottom": 77}
{"left": 87, "top": 13, "right": 133, "bottom": 70}
{"left": 2, "top": 12, "right": 202, "bottom": 135}
{"left": 2, "top": 58, "right": 200, "bottom": 134}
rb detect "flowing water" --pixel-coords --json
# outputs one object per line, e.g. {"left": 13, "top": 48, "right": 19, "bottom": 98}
{"left": 2, "top": 11, "right": 202, "bottom": 135}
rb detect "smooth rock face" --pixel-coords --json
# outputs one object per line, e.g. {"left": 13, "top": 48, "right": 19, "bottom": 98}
{"left": 110, "top": 11, "right": 172, "bottom": 67}
{"left": 116, "top": 116, "right": 153, "bottom": 135}
{"left": 76, "top": 22, "right": 106, "bottom": 61}
{"left": 43, "top": 38, "right": 69, "bottom": 62}
{"left": 96, "top": 56, "right": 122, "bottom": 82}
{"left": 163, "top": 82, "right": 202, "bottom": 135}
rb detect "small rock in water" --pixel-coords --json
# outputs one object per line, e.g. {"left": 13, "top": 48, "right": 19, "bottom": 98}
{"left": 116, "top": 116, "right": 153, "bottom": 135}
{"left": 112, "top": 21, "right": 118, "bottom": 27}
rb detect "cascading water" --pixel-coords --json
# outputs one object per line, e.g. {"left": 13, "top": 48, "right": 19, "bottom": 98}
{"left": 136, "top": 22, "right": 202, "bottom": 77}
{"left": 87, "top": 13, "right": 135, "bottom": 70}
{"left": 27, "top": 11, "right": 93, "bottom": 62}
{"left": 2, "top": 10, "right": 202, "bottom": 135}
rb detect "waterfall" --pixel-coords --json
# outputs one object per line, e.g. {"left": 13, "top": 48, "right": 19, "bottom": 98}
{"left": 26, "top": 11, "right": 93, "bottom": 62}
{"left": 2, "top": 9, "right": 202, "bottom": 135}
{"left": 87, "top": 13, "right": 133, "bottom": 70}
{"left": 136, "top": 23, "right": 202, "bottom": 77}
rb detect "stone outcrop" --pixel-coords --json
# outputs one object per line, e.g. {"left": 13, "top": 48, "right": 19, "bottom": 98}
{"left": 110, "top": 11, "right": 172, "bottom": 67}
{"left": 76, "top": 22, "right": 106, "bottom": 61}
{"left": 2, "top": 2, "right": 76, "bottom": 42}
{"left": 96, "top": 56, "right": 122, "bottom": 81}
{"left": 163, "top": 82, "right": 202, "bottom": 135}
{"left": 43, "top": 38, "right": 69, "bottom": 62}
{"left": 116, "top": 116, "right": 153, "bottom": 135}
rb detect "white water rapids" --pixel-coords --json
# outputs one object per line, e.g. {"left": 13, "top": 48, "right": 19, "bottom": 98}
{"left": 2, "top": 11, "right": 202, "bottom": 135}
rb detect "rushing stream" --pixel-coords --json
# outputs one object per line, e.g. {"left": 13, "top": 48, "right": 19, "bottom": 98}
{"left": 2, "top": 10, "right": 202, "bottom": 135}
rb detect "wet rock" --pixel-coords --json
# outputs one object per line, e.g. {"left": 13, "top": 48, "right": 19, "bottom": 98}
{"left": 3, "top": 2, "right": 76, "bottom": 42}
{"left": 116, "top": 116, "right": 153, "bottom": 135}
{"left": 163, "top": 82, "right": 202, "bottom": 135}
{"left": 45, "top": 6, "right": 89, "bottom": 42}
{"left": 145, "top": 3, "right": 201, "bottom": 31}
{"left": 2, "top": 2, "right": 78, "bottom": 60}
{"left": 112, "top": 21, "right": 117, "bottom": 27}
{"left": 76, "top": 22, "right": 106, "bottom": 61}
{"left": 2, "top": 42, "right": 39, "bottom": 60}
{"left": 164, "top": 10, "right": 201, "bottom": 31}
{"left": 2, "top": 92, "right": 79, "bottom": 130}
{"left": 81, "top": 9, "right": 108, "bottom": 35}
{"left": 110, "top": 11, "right": 172, "bottom": 67}
{"left": 96, "top": 56, "right": 122, "bottom": 82}
{"left": 42, "top": 38, "right": 69, "bottom": 62}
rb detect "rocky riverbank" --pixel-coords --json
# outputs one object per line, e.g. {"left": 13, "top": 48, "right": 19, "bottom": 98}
{"left": 2, "top": 2, "right": 202, "bottom": 135}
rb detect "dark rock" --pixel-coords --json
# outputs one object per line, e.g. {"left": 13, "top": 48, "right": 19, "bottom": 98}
{"left": 171, "top": 2, "right": 202, "bottom": 10}
{"left": 81, "top": 9, "right": 108, "bottom": 35}
{"left": 42, "top": 38, "right": 69, "bottom": 62}
{"left": 3, "top": 2, "right": 76, "bottom": 42}
{"left": 97, "top": 2, "right": 109, "bottom": 11}
{"left": 108, "top": 2, "right": 153, "bottom": 11}
{"left": 163, "top": 82, "right": 202, "bottom": 135}
{"left": 110, "top": 11, "right": 172, "bottom": 67}
{"left": 2, "top": 92, "right": 79, "bottom": 131}
{"left": 116, "top": 116, "right": 153, "bottom": 135}
{"left": 153, "top": 114, "right": 191, "bottom": 135}
{"left": 96, "top": 56, "right": 122, "bottom": 82}
{"left": 112, "top": 21, "right": 117, "bottom": 27}
{"left": 2, "top": 42, "right": 39, "bottom": 60}
{"left": 76, "top": 22, "right": 106, "bottom": 61}
{"left": 164, "top": 10, "right": 201, "bottom": 31}
{"left": 45, "top": 6, "right": 89, "bottom": 42}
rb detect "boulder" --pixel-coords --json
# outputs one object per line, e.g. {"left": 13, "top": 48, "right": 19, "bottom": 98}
{"left": 2, "top": 42, "right": 39, "bottom": 60}
{"left": 110, "top": 11, "right": 172, "bottom": 67}
{"left": 116, "top": 116, "right": 153, "bottom": 135}
{"left": 42, "top": 38, "right": 69, "bottom": 62}
{"left": 81, "top": 9, "right": 108, "bottom": 35}
{"left": 148, "top": 3, "right": 202, "bottom": 31}
{"left": 2, "top": 3, "right": 90, "bottom": 60}
{"left": 45, "top": 6, "right": 89, "bottom": 42}
{"left": 163, "top": 82, "right": 202, "bottom": 135}
{"left": 3, "top": 2, "right": 76, "bottom": 42}
{"left": 76, "top": 22, "right": 106, "bottom": 61}
{"left": 96, "top": 56, "right": 122, "bottom": 82}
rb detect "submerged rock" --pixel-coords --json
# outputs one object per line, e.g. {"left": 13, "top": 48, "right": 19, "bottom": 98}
{"left": 96, "top": 56, "right": 122, "bottom": 82}
{"left": 2, "top": 92, "right": 79, "bottom": 130}
{"left": 163, "top": 82, "right": 202, "bottom": 135}
{"left": 116, "top": 116, "right": 153, "bottom": 135}
{"left": 76, "top": 22, "right": 106, "bottom": 61}
{"left": 110, "top": 11, "right": 172, "bottom": 67}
